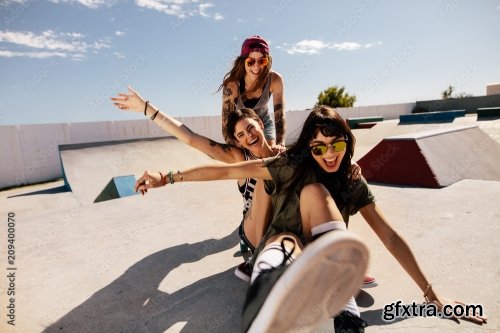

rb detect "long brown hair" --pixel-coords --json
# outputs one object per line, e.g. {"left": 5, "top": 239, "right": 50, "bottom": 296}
{"left": 217, "top": 55, "right": 273, "bottom": 100}
{"left": 277, "top": 106, "right": 356, "bottom": 207}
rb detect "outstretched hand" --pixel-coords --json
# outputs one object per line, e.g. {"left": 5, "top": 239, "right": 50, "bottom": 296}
{"left": 428, "top": 294, "right": 487, "bottom": 325}
{"left": 111, "top": 85, "right": 146, "bottom": 113}
{"left": 350, "top": 162, "right": 362, "bottom": 180}
{"left": 271, "top": 144, "right": 287, "bottom": 155}
{"left": 135, "top": 170, "right": 166, "bottom": 195}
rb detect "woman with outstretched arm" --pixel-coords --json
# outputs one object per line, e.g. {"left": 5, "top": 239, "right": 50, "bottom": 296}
{"left": 133, "top": 106, "right": 486, "bottom": 332}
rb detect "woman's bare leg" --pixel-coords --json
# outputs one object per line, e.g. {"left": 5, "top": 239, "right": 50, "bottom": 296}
{"left": 243, "top": 179, "right": 272, "bottom": 248}
{"left": 299, "top": 183, "right": 345, "bottom": 241}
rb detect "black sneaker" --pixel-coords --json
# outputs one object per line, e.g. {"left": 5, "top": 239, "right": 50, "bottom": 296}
{"left": 334, "top": 310, "right": 367, "bottom": 333}
{"left": 241, "top": 231, "right": 369, "bottom": 333}
{"left": 235, "top": 260, "right": 253, "bottom": 283}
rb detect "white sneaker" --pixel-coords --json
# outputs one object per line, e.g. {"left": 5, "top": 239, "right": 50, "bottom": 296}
{"left": 243, "top": 231, "right": 369, "bottom": 333}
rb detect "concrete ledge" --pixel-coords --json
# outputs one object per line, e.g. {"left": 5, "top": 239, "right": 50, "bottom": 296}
{"left": 399, "top": 110, "right": 465, "bottom": 124}
{"left": 347, "top": 116, "right": 383, "bottom": 129}
{"left": 356, "top": 122, "right": 378, "bottom": 129}
{"left": 477, "top": 107, "right": 500, "bottom": 119}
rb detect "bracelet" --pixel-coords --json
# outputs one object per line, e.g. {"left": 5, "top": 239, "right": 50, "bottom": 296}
{"left": 144, "top": 101, "right": 149, "bottom": 115}
{"left": 177, "top": 170, "right": 183, "bottom": 181}
{"left": 159, "top": 172, "right": 166, "bottom": 186}
{"left": 423, "top": 283, "right": 433, "bottom": 303}
{"left": 167, "top": 170, "right": 174, "bottom": 184}
{"left": 150, "top": 109, "right": 160, "bottom": 120}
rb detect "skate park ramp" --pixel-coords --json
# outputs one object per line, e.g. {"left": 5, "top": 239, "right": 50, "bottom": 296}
{"left": 357, "top": 125, "right": 500, "bottom": 187}
{"left": 59, "top": 137, "right": 220, "bottom": 204}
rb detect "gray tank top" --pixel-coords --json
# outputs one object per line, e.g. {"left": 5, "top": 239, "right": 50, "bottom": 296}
{"left": 236, "top": 72, "right": 272, "bottom": 119}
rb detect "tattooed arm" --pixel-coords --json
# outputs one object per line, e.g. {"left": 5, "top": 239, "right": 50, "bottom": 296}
{"left": 221, "top": 81, "right": 239, "bottom": 145}
{"left": 112, "top": 86, "right": 244, "bottom": 164}
{"left": 271, "top": 72, "right": 286, "bottom": 146}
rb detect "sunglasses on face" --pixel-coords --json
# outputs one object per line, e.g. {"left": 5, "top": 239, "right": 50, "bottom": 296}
{"left": 310, "top": 140, "right": 347, "bottom": 156}
{"left": 245, "top": 57, "right": 269, "bottom": 67}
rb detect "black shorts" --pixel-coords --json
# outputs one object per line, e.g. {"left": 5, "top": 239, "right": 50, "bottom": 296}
{"left": 238, "top": 218, "right": 256, "bottom": 253}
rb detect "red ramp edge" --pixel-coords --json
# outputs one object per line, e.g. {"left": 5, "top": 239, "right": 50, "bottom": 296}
{"left": 357, "top": 125, "right": 500, "bottom": 188}
{"left": 357, "top": 139, "right": 440, "bottom": 188}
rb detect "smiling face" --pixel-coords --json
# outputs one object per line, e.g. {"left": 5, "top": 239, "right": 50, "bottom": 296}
{"left": 244, "top": 51, "right": 269, "bottom": 78}
{"left": 309, "top": 131, "right": 348, "bottom": 173}
{"left": 233, "top": 117, "right": 266, "bottom": 153}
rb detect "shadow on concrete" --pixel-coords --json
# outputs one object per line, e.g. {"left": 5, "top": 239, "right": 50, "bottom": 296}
{"left": 355, "top": 289, "right": 375, "bottom": 308}
{"left": 361, "top": 308, "right": 410, "bottom": 326}
{"left": 356, "top": 290, "right": 409, "bottom": 327}
{"left": 43, "top": 228, "right": 246, "bottom": 333}
{"left": 7, "top": 185, "right": 68, "bottom": 198}
{"left": 357, "top": 291, "right": 415, "bottom": 327}
{"left": 361, "top": 302, "right": 463, "bottom": 328}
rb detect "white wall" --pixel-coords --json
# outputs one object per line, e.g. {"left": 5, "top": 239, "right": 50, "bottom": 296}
{"left": 0, "top": 102, "right": 414, "bottom": 189}
{"left": 337, "top": 102, "right": 414, "bottom": 120}
{"left": 486, "top": 83, "right": 500, "bottom": 96}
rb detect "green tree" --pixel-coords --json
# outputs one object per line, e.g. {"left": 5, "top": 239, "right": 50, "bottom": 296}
{"left": 316, "top": 86, "right": 356, "bottom": 108}
{"left": 441, "top": 85, "right": 473, "bottom": 99}
{"left": 441, "top": 85, "right": 454, "bottom": 99}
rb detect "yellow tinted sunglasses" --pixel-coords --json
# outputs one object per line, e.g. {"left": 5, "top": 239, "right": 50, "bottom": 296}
{"left": 310, "top": 140, "right": 347, "bottom": 156}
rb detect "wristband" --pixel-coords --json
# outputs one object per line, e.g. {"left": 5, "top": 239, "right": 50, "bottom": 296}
{"left": 423, "top": 283, "right": 433, "bottom": 303}
{"left": 167, "top": 170, "right": 174, "bottom": 184}
{"left": 150, "top": 109, "right": 160, "bottom": 120}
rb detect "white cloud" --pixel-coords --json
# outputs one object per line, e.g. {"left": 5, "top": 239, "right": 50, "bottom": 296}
{"left": 363, "top": 41, "right": 383, "bottom": 49}
{"left": 280, "top": 39, "right": 382, "bottom": 55}
{"left": 115, "top": 31, "right": 126, "bottom": 37}
{"left": 281, "top": 40, "right": 330, "bottom": 55}
{"left": 135, "top": 0, "right": 223, "bottom": 20}
{"left": 0, "top": 0, "right": 28, "bottom": 6}
{"left": 0, "top": 50, "right": 68, "bottom": 59}
{"left": 0, "top": 30, "right": 111, "bottom": 60}
{"left": 48, "top": 0, "right": 117, "bottom": 9}
{"left": 330, "top": 42, "right": 362, "bottom": 51}
{"left": 113, "top": 51, "right": 125, "bottom": 59}
{"left": 199, "top": 2, "right": 213, "bottom": 12}
{"left": 213, "top": 13, "right": 224, "bottom": 20}
{"left": 44, "top": 0, "right": 224, "bottom": 20}
{"left": 0, "top": 30, "right": 84, "bottom": 51}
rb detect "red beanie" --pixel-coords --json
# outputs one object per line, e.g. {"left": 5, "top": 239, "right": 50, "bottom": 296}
{"left": 241, "top": 35, "right": 269, "bottom": 56}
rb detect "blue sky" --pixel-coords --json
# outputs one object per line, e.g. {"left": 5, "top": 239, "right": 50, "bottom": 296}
{"left": 0, "top": 0, "right": 499, "bottom": 125}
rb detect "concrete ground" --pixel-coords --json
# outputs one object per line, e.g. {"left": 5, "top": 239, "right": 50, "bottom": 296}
{"left": 1, "top": 115, "right": 498, "bottom": 333}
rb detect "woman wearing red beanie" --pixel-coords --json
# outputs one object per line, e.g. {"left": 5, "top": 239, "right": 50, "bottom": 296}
{"left": 219, "top": 35, "right": 286, "bottom": 151}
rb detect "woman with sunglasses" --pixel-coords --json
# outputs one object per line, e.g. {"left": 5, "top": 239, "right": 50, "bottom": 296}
{"left": 219, "top": 35, "right": 286, "bottom": 151}
{"left": 134, "top": 105, "right": 486, "bottom": 332}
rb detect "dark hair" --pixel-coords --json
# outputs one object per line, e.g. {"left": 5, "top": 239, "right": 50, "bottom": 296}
{"left": 278, "top": 105, "right": 356, "bottom": 200}
{"left": 217, "top": 55, "right": 273, "bottom": 100}
{"left": 226, "top": 108, "right": 261, "bottom": 141}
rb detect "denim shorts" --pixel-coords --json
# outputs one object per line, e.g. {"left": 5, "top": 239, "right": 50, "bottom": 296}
{"left": 260, "top": 112, "right": 276, "bottom": 142}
